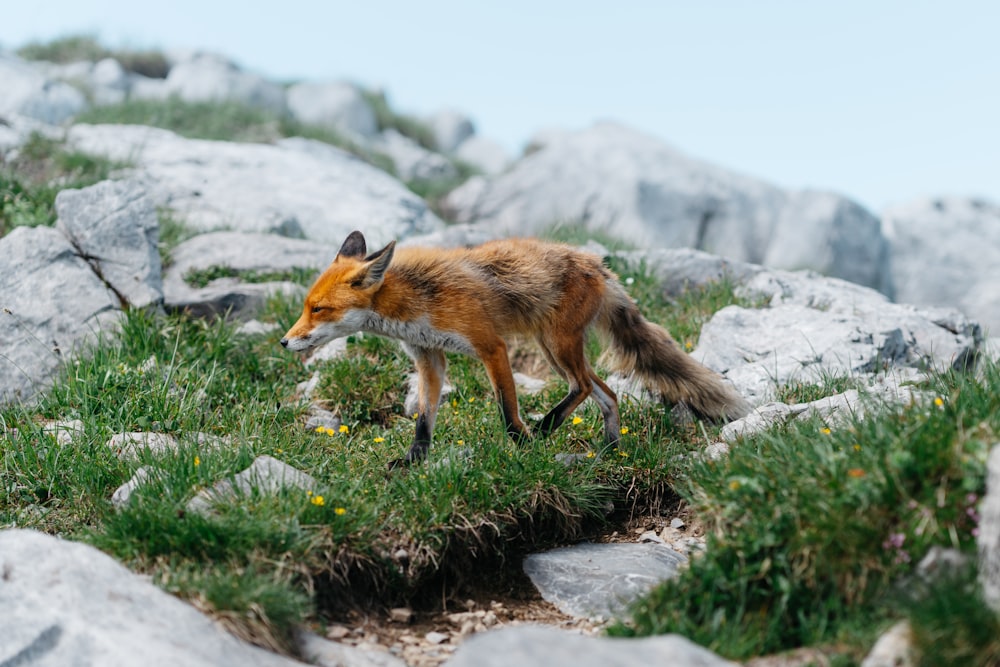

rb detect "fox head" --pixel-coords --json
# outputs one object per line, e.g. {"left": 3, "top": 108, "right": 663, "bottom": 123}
{"left": 280, "top": 231, "right": 395, "bottom": 351}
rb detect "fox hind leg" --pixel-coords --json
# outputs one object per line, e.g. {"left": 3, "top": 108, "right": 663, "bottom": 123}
{"left": 536, "top": 334, "right": 594, "bottom": 438}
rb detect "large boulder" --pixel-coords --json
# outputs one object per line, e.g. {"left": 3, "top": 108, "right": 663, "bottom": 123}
{"left": 443, "top": 122, "right": 891, "bottom": 294}
{"left": 0, "top": 227, "right": 122, "bottom": 405}
{"left": 55, "top": 179, "right": 163, "bottom": 309}
{"left": 372, "top": 129, "right": 457, "bottom": 182}
{"left": 883, "top": 196, "right": 1000, "bottom": 336}
{"left": 612, "top": 248, "right": 981, "bottom": 406}
{"left": 286, "top": 81, "right": 378, "bottom": 139}
{"left": 156, "top": 52, "right": 286, "bottom": 114}
{"left": 66, "top": 125, "right": 443, "bottom": 246}
{"left": 425, "top": 109, "right": 475, "bottom": 153}
{"left": 0, "top": 53, "right": 87, "bottom": 124}
{"left": 0, "top": 529, "right": 305, "bottom": 667}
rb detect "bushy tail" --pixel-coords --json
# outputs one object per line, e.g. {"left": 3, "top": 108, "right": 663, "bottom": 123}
{"left": 597, "top": 282, "right": 749, "bottom": 421}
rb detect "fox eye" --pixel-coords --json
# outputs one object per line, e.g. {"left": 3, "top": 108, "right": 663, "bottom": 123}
{"left": 311, "top": 306, "right": 326, "bottom": 314}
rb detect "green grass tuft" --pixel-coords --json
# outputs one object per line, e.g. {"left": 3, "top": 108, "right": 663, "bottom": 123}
{"left": 610, "top": 363, "right": 997, "bottom": 661}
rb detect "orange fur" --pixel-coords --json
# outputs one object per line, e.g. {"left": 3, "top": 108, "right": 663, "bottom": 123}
{"left": 282, "top": 231, "right": 748, "bottom": 468}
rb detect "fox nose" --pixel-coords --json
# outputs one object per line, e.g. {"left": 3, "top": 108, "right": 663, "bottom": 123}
{"left": 280, "top": 338, "right": 289, "bottom": 348}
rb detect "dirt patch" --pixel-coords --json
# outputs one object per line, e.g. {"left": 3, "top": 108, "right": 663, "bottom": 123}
{"left": 313, "top": 511, "right": 706, "bottom": 667}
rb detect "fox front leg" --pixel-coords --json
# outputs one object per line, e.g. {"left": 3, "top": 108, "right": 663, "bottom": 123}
{"left": 388, "top": 346, "right": 446, "bottom": 470}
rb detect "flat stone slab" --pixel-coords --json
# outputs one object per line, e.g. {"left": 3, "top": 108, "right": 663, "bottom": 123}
{"left": 523, "top": 542, "right": 686, "bottom": 619}
{"left": 447, "top": 625, "right": 737, "bottom": 667}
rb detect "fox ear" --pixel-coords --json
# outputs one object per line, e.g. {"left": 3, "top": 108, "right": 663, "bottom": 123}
{"left": 355, "top": 240, "right": 395, "bottom": 288}
{"left": 336, "top": 231, "right": 367, "bottom": 260}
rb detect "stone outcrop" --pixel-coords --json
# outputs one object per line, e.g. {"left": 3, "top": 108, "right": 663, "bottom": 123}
{"left": 442, "top": 122, "right": 892, "bottom": 295}
{"left": 66, "top": 125, "right": 443, "bottom": 246}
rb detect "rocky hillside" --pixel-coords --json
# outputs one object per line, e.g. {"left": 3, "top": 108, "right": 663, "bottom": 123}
{"left": 2, "top": 40, "right": 1000, "bottom": 667}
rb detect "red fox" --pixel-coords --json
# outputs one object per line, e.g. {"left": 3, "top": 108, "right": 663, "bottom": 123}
{"left": 282, "top": 231, "right": 748, "bottom": 468}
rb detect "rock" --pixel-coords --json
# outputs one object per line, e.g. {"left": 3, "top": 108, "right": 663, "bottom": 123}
{"left": 286, "top": 81, "right": 378, "bottom": 139}
{"left": 169, "top": 279, "right": 305, "bottom": 321}
{"left": 860, "top": 620, "right": 916, "bottom": 667}
{"left": 0, "top": 529, "right": 306, "bottom": 667}
{"left": 884, "top": 196, "right": 1000, "bottom": 335}
{"left": 159, "top": 52, "right": 286, "bottom": 114}
{"left": 446, "top": 625, "right": 738, "bottom": 667}
{"left": 389, "top": 607, "right": 414, "bottom": 624}
{"left": 453, "top": 135, "right": 511, "bottom": 176}
{"left": 40, "top": 419, "right": 85, "bottom": 446}
{"left": 613, "top": 248, "right": 763, "bottom": 297}
{"left": 304, "top": 338, "right": 349, "bottom": 368}
{"left": 305, "top": 407, "right": 341, "bottom": 433}
{"left": 161, "top": 230, "right": 332, "bottom": 319}
{"left": 0, "top": 226, "right": 122, "bottom": 405}
{"left": 522, "top": 542, "right": 686, "bottom": 619}
{"left": 425, "top": 109, "right": 475, "bottom": 153}
{"left": 297, "top": 630, "right": 406, "bottom": 667}
{"left": 978, "top": 443, "right": 1000, "bottom": 611}
{"left": 443, "top": 122, "right": 890, "bottom": 293}
{"left": 107, "top": 432, "right": 180, "bottom": 459}
{"left": 67, "top": 125, "right": 443, "bottom": 246}
{"left": 0, "top": 53, "right": 87, "bottom": 124}
{"left": 693, "top": 269, "right": 980, "bottom": 405}
{"left": 235, "top": 320, "right": 281, "bottom": 337}
{"left": 187, "top": 455, "right": 317, "bottom": 514}
{"left": 720, "top": 371, "right": 923, "bottom": 441}
{"left": 55, "top": 179, "right": 164, "bottom": 309}
{"left": 111, "top": 466, "right": 156, "bottom": 509}
{"left": 372, "top": 128, "right": 457, "bottom": 183}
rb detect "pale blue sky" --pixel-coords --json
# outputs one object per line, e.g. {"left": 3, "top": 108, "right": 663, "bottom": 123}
{"left": 2, "top": 1, "right": 997, "bottom": 211}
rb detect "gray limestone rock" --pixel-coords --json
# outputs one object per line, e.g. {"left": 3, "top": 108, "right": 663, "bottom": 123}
{"left": 447, "top": 625, "right": 737, "bottom": 667}
{"left": 523, "top": 542, "right": 686, "bottom": 619}
{"left": 372, "top": 128, "right": 457, "bottom": 183}
{"left": 443, "top": 121, "right": 890, "bottom": 293}
{"left": 0, "top": 529, "right": 306, "bottom": 667}
{"left": 286, "top": 81, "right": 378, "bottom": 139}
{"left": 425, "top": 109, "right": 475, "bottom": 153}
{"left": 0, "top": 53, "right": 87, "bottom": 124}
{"left": 0, "top": 226, "right": 122, "bottom": 405}
{"left": 161, "top": 230, "right": 333, "bottom": 319}
{"left": 884, "top": 196, "right": 1000, "bottom": 336}
{"left": 159, "top": 52, "right": 286, "bottom": 114}
{"left": 55, "top": 179, "right": 163, "bottom": 309}
{"left": 453, "top": 135, "right": 511, "bottom": 176}
{"left": 66, "top": 125, "right": 442, "bottom": 246}
{"left": 978, "top": 443, "right": 1000, "bottom": 611}
{"left": 187, "top": 455, "right": 317, "bottom": 514}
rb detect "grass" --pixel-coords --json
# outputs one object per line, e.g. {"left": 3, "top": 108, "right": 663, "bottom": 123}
{"left": 15, "top": 33, "right": 170, "bottom": 78}
{"left": 1, "top": 259, "right": 738, "bottom": 652}
{"left": 609, "top": 363, "right": 997, "bottom": 663}
{"left": 1, "top": 133, "right": 126, "bottom": 237}
{"left": 2, "top": 173, "right": 996, "bottom": 662}
{"left": 182, "top": 265, "right": 319, "bottom": 289}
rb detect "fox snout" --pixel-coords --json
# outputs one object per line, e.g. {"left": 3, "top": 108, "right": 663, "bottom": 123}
{"left": 279, "top": 337, "right": 289, "bottom": 348}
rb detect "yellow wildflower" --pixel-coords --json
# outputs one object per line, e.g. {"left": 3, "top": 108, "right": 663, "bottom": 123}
{"left": 572, "top": 416, "right": 583, "bottom": 425}
{"left": 934, "top": 396, "right": 944, "bottom": 407}
{"left": 324, "top": 427, "right": 335, "bottom": 436}
{"left": 334, "top": 507, "right": 346, "bottom": 516}
{"left": 311, "top": 494, "right": 325, "bottom": 506}
{"left": 620, "top": 426, "right": 629, "bottom": 435}
{"left": 729, "top": 480, "right": 741, "bottom": 491}
{"left": 373, "top": 437, "right": 385, "bottom": 443}
{"left": 193, "top": 456, "right": 201, "bottom": 467}
{"left": 821, "top": 427, "right": 831, "bottom": 435}
{"left": 586, "top": 451, "right": 596, "bottom": 459}
{"left": 339, "top": 424, "right": 349, "bottom": 434}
